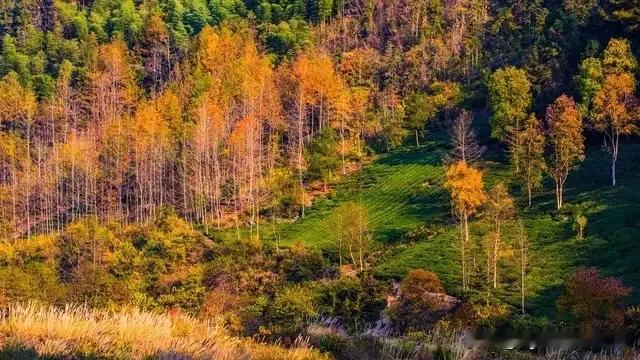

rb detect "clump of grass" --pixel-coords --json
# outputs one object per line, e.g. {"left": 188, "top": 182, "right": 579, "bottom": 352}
{"left": 0, "top": 303, "right": 326, "bottom": 359}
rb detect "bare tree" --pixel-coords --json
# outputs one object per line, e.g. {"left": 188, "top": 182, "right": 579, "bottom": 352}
{"left": 445, "top": 110, "right": 485, "bottom": 164}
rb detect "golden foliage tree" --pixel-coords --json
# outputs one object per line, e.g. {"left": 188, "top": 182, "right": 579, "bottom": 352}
{"left": 444, "top": 161, "right": 486, "bottom": 291}
{"left": 592, "top": 72, "right": 639, "bottom": 186}
{"left": 545, "top": 95, "right": 584, "bottom": 210}
{"left": 515, "top": 114, "right": 546, "bottom": 206}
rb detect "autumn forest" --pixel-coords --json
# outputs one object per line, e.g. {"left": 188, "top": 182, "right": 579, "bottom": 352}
{"left": 1, "top": 0, "right": 640, "bottom": 359}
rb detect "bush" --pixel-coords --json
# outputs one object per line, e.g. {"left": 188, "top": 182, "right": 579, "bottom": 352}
{"left": 265, "top": 286, "right": 318, "bottom": 340}
{"left": 558, "top": 268, "right": 631, "bottom": 332}
{"left": 278, "top": 241, "right": 325, "bottom": 282}
{"left": 573, "top": 214, "right": 587, "bottom": 239}
{"left": 315, "top": 277, "right": 386, "bottom": 332}
{"left": 391, "top": 270, "right": 458, "bottom": 332}
{"left": 401, "top": 269, "right": 445, "bottom": 299}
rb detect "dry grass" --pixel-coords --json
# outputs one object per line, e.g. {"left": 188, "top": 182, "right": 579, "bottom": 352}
{"left": 0, "top": 303, "right": 327, "bottom": 359}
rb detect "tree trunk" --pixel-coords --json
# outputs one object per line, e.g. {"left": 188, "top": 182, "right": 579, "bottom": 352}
{"left": 462, "top": 211, "right": 469, "bottom": 291}
{"left": 555, "top": 179, "right": 563, "bottom": 210}
{"left": 493, "top": 225, "right": 499, "bottom": 289}
{"left": 611, "top": 133, "right": 618, "bottom": 186}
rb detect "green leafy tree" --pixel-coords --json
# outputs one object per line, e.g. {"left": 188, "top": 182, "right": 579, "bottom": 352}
{"left": 575, "top": 57, "right": 604, "bottom": 116}
{"left": 403, "top": 92, "right": 433, "bottom": 146}
{"left": 403, "top": 83, "right": 460, "bottom": 147}
{"left": 259, "top": 19, "right": 311, "bottom": 61}
{"left": 488, "top": 67, "right": 532, "bottom": 170}
{"left": 602, "top": 38, "right": 637, "bottom": 75}
{"left": 329, "top": 201, "right": 371, "bottom": 272}
{"left": 305, "top": 127, "right": 340, "bottom": 191}
{"left": 488, "top": 67, "right": 532, "bottom": 140}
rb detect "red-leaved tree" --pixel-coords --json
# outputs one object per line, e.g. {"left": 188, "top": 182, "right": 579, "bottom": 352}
{"left": 558, "top": 268, "right": 631, "bottom": 331}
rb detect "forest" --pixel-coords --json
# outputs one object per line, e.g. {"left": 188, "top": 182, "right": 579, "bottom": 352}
{"left": 0, "top": 0, "right": 640, "bottom": 359}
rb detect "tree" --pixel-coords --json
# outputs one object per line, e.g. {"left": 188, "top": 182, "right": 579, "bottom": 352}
{"left": 488, "top": 67, "right": 532, "bottom": 143}
{"left": 563, "top": 0, "right": 598, "bottom": 22}
{"left": 330, "top": 201, "right": 370, "bottom": 272}
{"left": 558, "top": 268, "right": 631, "bottom": 332}
{"left": 403, "top": 82, "right": 461, "bottom": 147}
{"left": 403, "top": 92, "right": 433, "bottom": 146}
{"left": 445, "top": 110, "right": 485, "bottom": 165}
{"left": 592, "top": 73, "right": 639, "bottom": 186}
{"left": 484, "top": 183, "right": 515, "bottom": 289}
{"left": 132, "top": 100, "right": 171, "bottom": 221}
{"left": 305, "top": 127, "right": 340, "bottom": 191}
{"left": 0, "top": 73, "right": 37, "bottom": 238}
{"left": 545, "top": 95, "right": 584, "bottom": 210}
{"left": 515, "top": 114, "right": 545, "bottom": 206}
{"left": 575, "top": 57, "right": 604, "bottom": 116}
{"left": 516, "top": 221, "right": 529, "bottom": 315}
{"left": 602, "top": 38, "right": 637, "bottom": 75}
{"left": 444, "top": 161, "right": 486, "bottom": 291}
{"left": 603, "top": 1, "right": 640, "bottom": 33}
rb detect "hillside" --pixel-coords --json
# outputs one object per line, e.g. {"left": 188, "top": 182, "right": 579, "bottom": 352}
{"left": 2, "top": 0, "right": 640, "bottom": 358}
{"left": 266, "top": 132, "right": 640, "bottom": 317}
{"left": 278, "top": 140, "right": 449, "bottom": 248}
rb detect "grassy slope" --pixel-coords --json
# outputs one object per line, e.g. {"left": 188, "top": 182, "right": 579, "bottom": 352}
{"left": 278, "top": 136, "right": 450, "bottom": 248}
{"left": 268, "top": 130, "right": 640, "bottom": 317}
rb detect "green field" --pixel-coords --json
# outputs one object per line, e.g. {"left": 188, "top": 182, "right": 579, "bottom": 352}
{"left": 259, "top": 132, "right": 640, "bottom": 317}
{"left": 278, "top": 140, "right": 450, "bottom": 248}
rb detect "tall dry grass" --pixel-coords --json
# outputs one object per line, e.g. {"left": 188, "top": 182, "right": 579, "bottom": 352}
{"left": 0, "top": 303, "right": 327, "bottom": 359}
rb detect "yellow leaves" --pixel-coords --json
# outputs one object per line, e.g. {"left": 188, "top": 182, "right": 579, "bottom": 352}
{"left": 229, "top": 116, "right": 259, "bottom": 152}
{"left": 546, "top": 94, "right": 585, "bottom": 167}
{"left": 603, "top": 38, "right": 638, "bottom": 75}
{"left": 592, "top": 72, "right": 639, "bottom": 136}
{"left": 0, "top": 132, "right": 28, "bottom": 164}
{"left": 57, "top": 133, "right": 97, "bottom": 174}
{"left": 91, "top": 40, "right": 138, "bottom": 121}
{"left": 196, "top": 26, "right": 247, "bottom": 78}
{"left": 444, "top": 161, "right": 486, "bottom": 215}
{"left": 339, "top": 47, "right": 380, "bottom": 86}
{"left": 133, "top": 102, "right": 171, "bottom": 155}
{"left": 292, "top": 49, "right": 342, "bottom": 106}
{"left": 486, "top": 183, "right": 515, "bottom": 223}
{"left": 193, "top": 25, "right": 282, "bottom": 132}
{"left": 0, "top": 73, "right": 37, "bottom": 125}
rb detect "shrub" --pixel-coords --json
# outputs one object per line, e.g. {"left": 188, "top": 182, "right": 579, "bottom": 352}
{"left": 401, "top": 269, "right": 445, "bottom": 299}
{"left": 315, "top": 277, "right": 386, "bottom": 332}
{"left": 573, "top": 214, "right": 587, "bottom": 239}
{"left": 265, "top": 286, "right": 318, "bottom": 340}
{"left": 624, "top": 306, "right": 640, "bottom": 341}
{"left": 391, "top": 270, "right": 455, "bottom": 332}
{"left": 278, "top": 241, "right": 325, "bottom": 282}
{"left": 558, "top": 267, "right": 631, "bottom": 332}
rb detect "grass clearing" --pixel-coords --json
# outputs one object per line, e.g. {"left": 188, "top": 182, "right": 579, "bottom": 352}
{"left": 278, "top": 138, "right": 450, "bottom": 248}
